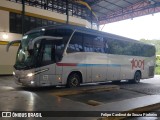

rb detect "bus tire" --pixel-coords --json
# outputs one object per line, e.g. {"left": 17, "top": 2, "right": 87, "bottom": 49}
{"left": 130, "top": 71, "right": 141, "bottom": 83}
{"left": 66, "top": 73, "right": 80, "bottom": 88}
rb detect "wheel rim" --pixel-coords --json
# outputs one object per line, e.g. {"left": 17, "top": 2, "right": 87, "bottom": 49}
{"left": 70, "top": 75, "right": 79, "bottom": 87}
{"left": 69, "top": 74, "right": 79, "bottom": 87}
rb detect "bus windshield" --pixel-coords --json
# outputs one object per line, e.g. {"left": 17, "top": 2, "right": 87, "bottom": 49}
{"left": 14, "top": 32, "right": 43, "bottom": 69}
{"left": 14, "top": 28, "right": 73, "bottom": 70}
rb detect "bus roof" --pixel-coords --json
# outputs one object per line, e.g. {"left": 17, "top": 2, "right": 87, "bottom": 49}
{"left": 26, "top": 24, "right": 154, "bottom": 47}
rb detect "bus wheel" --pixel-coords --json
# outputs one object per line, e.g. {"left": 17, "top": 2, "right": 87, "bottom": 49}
{"left": 130, "top": 71, "right": 141, "bottom": 83}
{"left": 67, "top": 73, "right": 80, "bottom": 88}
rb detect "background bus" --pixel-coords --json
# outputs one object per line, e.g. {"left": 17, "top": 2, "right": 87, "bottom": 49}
{"left": 7, "top": 25, "right": 156, "bottom": 87}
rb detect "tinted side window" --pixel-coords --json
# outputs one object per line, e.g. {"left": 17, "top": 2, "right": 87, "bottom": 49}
{"left": 83, "top": 34, "right": 105, "bottom": 53}
{"left": 142, "top": 45, "right": 155, "bottom": 57}
{"left": 67, "top": 32, "right": 83, "bottom": 53}
{"left": 106, "top": 37, "right": 155, "bottom": 57}
{"left": 41, "top": 42, "right": 53, "bottom": 66}
{"left": 83, "top": 34, "right": 94, "bottom": 52}
{"left": 41, "top": 40, "right": 65, "bottom": 66}
{"left": 107, "top": 39, "right": 125, "bottom": 55}
{"left": 123, "top": 41, "right": 136, "bottom": 56}
{"left": 103, "top": 37, "right": 110, "bottom": 53}
{"left": 93, "top": 36, "right": 105, "bottom": 53}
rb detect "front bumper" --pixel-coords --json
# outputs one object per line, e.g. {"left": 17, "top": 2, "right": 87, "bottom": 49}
{"left": 14, "top": 75, "right": 35, "bottom": 87}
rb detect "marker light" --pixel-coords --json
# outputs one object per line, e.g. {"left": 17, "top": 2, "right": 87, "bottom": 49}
{"left": 57, "top": 76, "right": 61, "bottom": 80}
{"left": 27, "top": 73, "right": 34, "bottom": 77}
{"left": 31, "top": 81, "right": 34, "bottom": 84}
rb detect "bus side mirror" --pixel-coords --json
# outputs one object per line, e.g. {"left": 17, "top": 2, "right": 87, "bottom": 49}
{"left": 6, "top": 40, "right": 21, "bottom": 52}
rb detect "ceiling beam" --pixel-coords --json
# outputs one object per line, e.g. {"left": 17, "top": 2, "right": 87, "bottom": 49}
{"left": 103, "top": 0, "right": 123, "bottom": 9}
{"left": 94, "top": 10, "right": 108, "bottom": 16}
{"left": 94, "top": 4, "right": 115, "bottom": 12}
{"left": 123, "top": 0, "right": 133, "bottom": 5}
{"left": 99, "top": 1, "right": 160, "bottom": 24}
{"left": 87, "top": 0, "right": 104, "bottom": 6}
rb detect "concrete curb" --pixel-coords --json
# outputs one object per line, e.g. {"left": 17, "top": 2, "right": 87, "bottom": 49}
{"left": 87, "top": 100, "right": 103, "bottom": 106}
{"left": 98, "top": 102, "right": 160, "bottom": 120}
{"left": 51, "top": 85, "right": 120, "bottom": 96}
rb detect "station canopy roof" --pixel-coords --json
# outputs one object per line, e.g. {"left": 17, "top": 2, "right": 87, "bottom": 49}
{"left": 84, "top": 0, "right": 160, "bottom": 24}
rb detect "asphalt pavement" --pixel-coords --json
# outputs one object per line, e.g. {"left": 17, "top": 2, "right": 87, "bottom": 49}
{"left": 0, "top": 75, "right": 160, "bottom": 120}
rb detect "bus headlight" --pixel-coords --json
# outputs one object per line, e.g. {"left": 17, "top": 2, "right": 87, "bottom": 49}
{"left": 31, "top": 81, "right": 34, "bottom": 84}
{"left": 27, "top": 73, "right": 34, "bottom": 77}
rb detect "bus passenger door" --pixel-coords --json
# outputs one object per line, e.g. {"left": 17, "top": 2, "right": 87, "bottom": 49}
{"left": 38, "top": 41, "right": 60, "bottom": 86}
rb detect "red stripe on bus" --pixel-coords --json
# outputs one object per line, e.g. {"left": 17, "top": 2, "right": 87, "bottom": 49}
{"left": 56, "top": 63, "right": 77, "bottom": 66}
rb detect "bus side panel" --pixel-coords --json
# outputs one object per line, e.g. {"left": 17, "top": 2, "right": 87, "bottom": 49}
{"left": 119, "top": 56, "right": 151, "bottom": 80}
{"left": 142, "top": 56, "right": 156, "bottom": 79}
{"left": 120, "top": 56, "right": 134, "bottom": 80}
{"left": 38, "top": 64, "right": 61, "bottom": 86}
{"left": 60, "top": 53, "right": 87, "bottom": 85}
{"left": 121, "top": 56, "right": 156, "bottom": 80}
{"left": 107, "top": 54, "right": 121, "bottom": 80}
{"left": 85, "top": 53, "right": 107, "bottom": 82}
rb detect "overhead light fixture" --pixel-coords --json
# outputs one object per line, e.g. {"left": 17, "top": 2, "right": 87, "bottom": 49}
{"left": 2, "top": 32, "right": 8, "bottom": 40}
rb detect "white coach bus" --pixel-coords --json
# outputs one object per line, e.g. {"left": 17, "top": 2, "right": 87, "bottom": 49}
{"left": 7, "top": 25, "right": 156, "bottom": 87}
